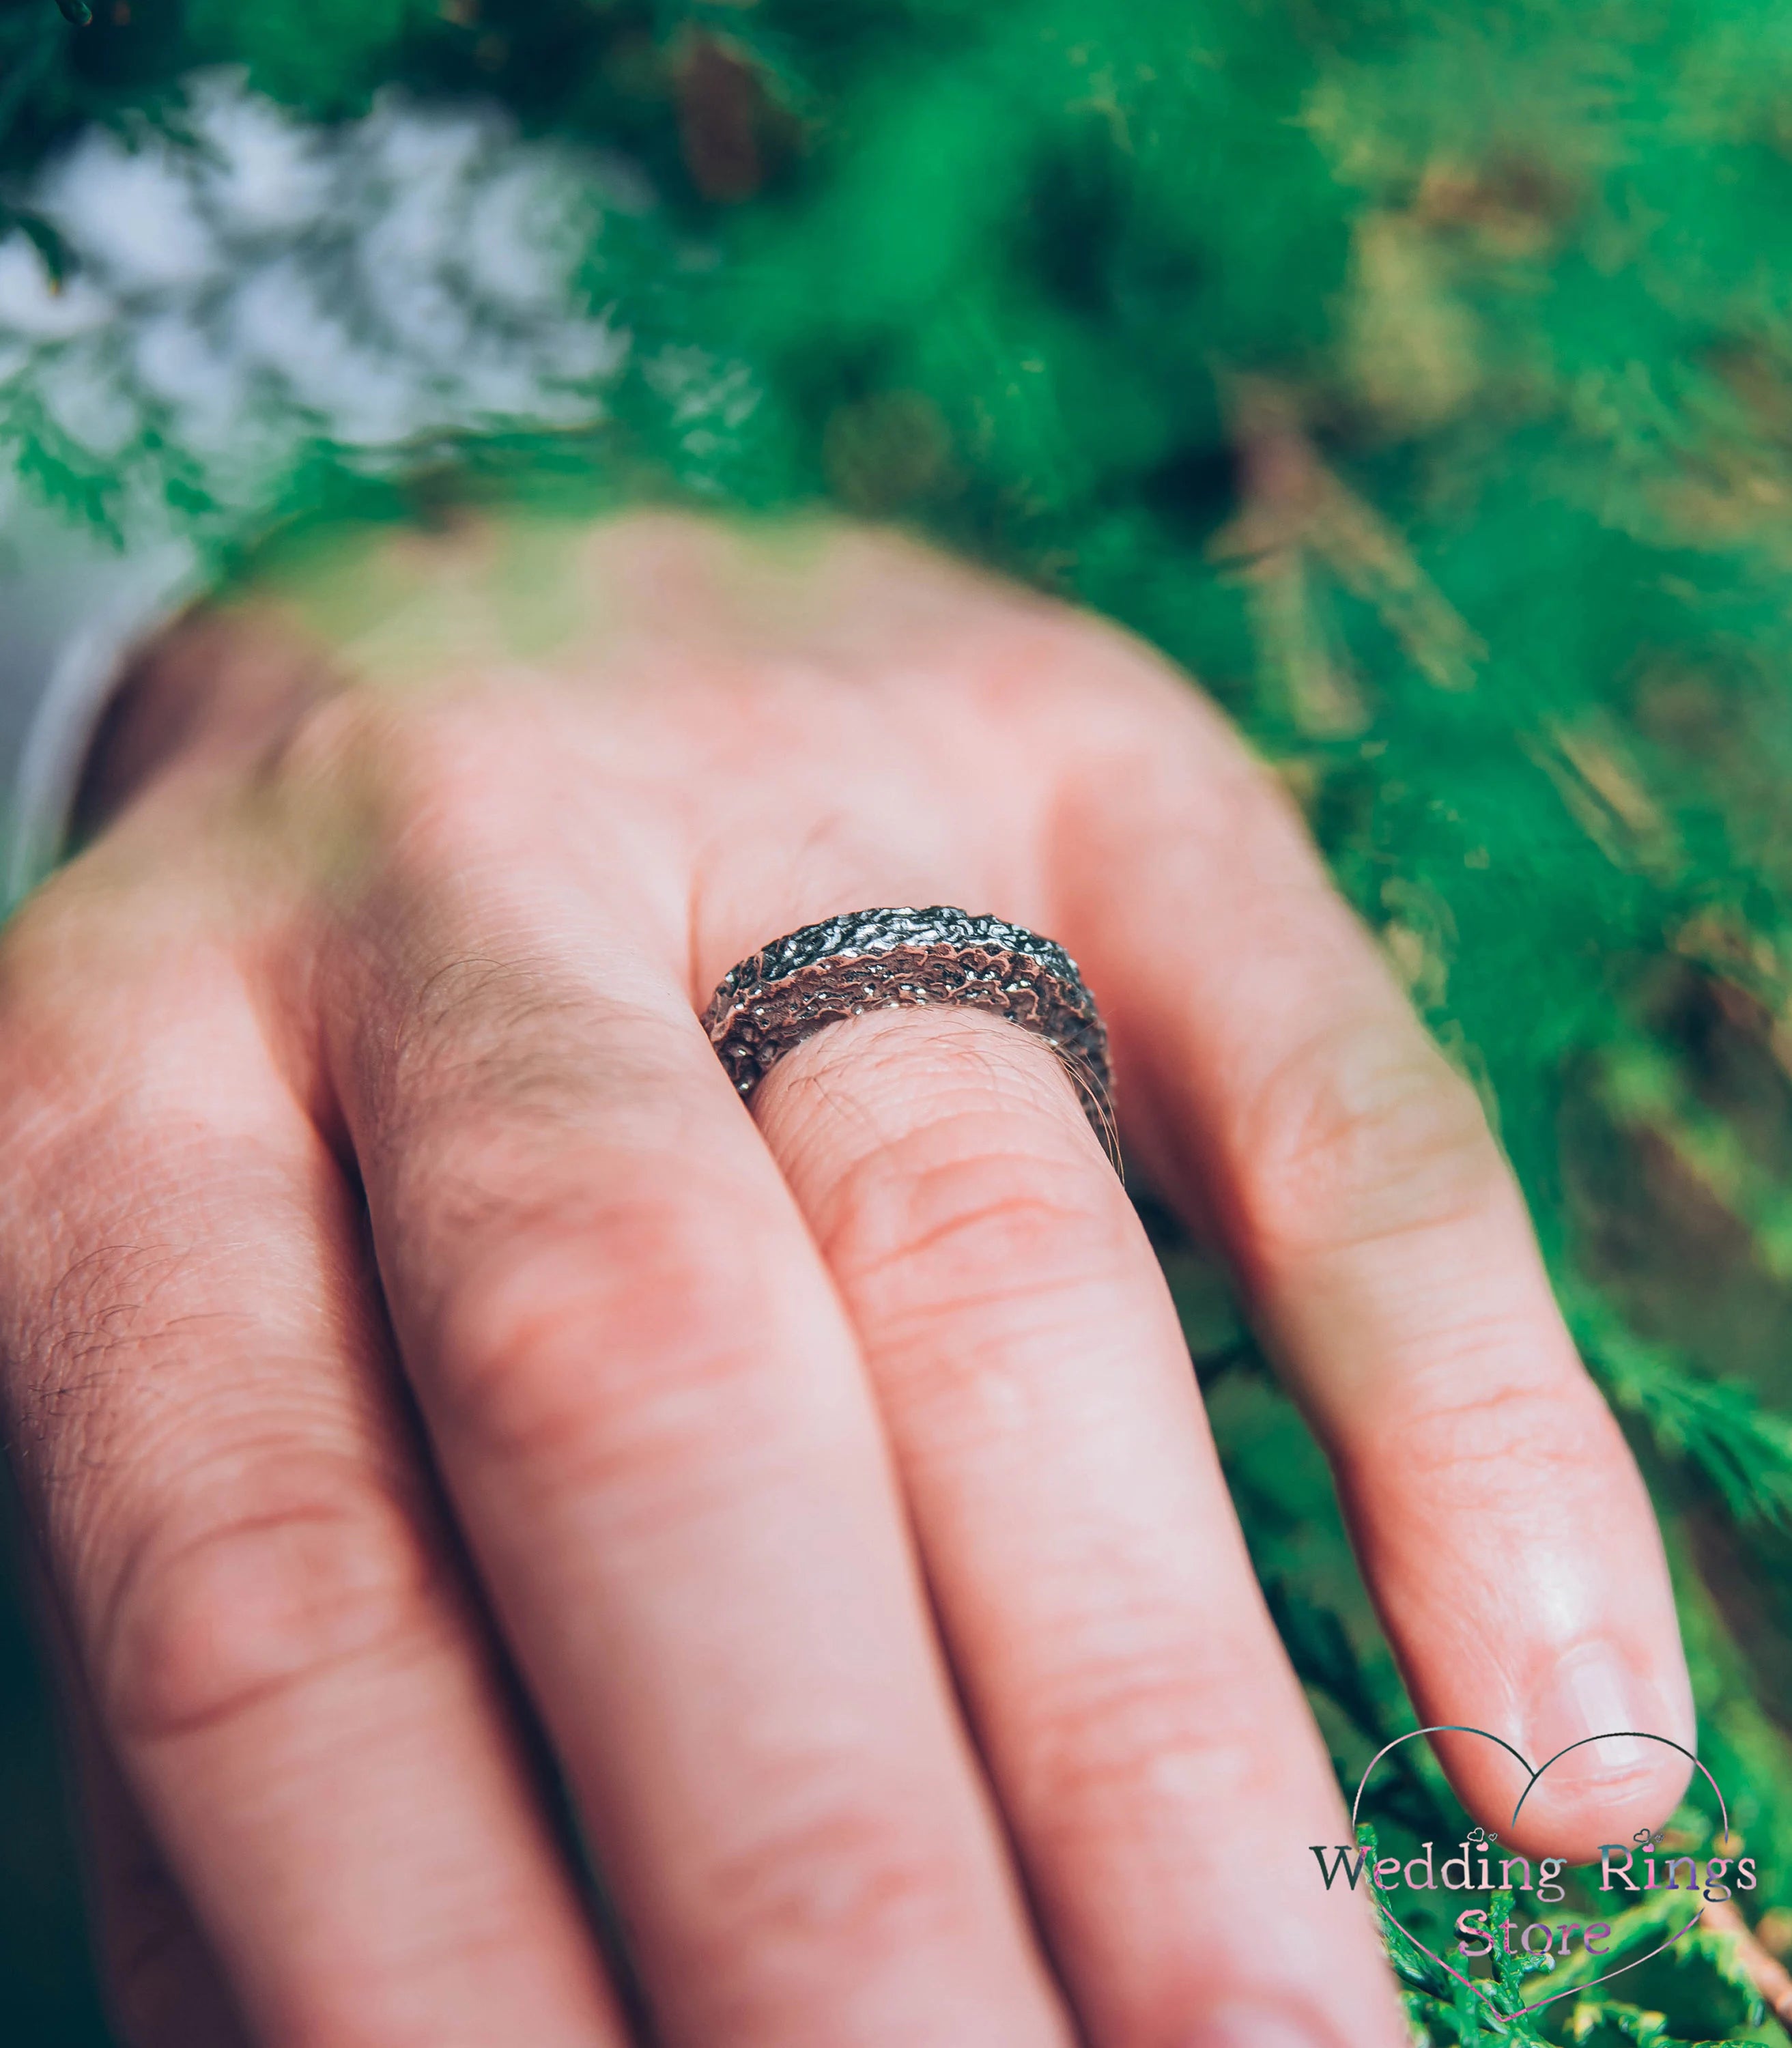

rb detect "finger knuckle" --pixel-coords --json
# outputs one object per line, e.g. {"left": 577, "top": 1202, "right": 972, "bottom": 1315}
{"left": 695, "top": 1789, "right": 972, "bottom": 1986}
{"left": 1370, "top": 1369, "right": 1615, "bottom": 1499}
{"left": 1234, "top": 1018, "right": 1503, "bottom": 1263}
{"left": 1013, "top": 1642, "right": 1277, "bottom": 1843}
{"left": 283, "top": 685, "right": 573, "bottom": 837}
{"left": 98, "top": 1457, "right": 438, "bottom": 1748}
{"left": 822, "top": 1120, "right": 1135, "bottom": 1333}
{"left": 267, "top": 689, "right": 532, "bottom": 902}
{"left": 436, "top": 1184, "right": 778, "bottom": 1489}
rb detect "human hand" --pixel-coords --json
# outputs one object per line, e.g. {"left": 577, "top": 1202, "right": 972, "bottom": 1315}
{"left": 0, "top": 511, "right": 1693, "bottom": 2047}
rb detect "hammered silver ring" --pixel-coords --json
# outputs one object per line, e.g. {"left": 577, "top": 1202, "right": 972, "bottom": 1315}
{"left": 700, "top": 906, "right": 1120, "bottom": 1170}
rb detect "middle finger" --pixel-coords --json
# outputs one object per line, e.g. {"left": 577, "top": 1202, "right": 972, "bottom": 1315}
{"left": 327, "top": 883, "right": 1074, "bottom": 2047}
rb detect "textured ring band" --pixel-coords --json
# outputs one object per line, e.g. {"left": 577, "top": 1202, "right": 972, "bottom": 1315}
{"left": 701, "top": 906, "right": 1120, "bottom": 1171}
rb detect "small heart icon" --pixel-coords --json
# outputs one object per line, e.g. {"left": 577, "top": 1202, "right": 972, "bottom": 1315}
{"left": 1350, "top": 1724, "right": 1731, "bottom": 2025}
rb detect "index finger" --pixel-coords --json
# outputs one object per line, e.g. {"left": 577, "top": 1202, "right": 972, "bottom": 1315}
{"left": 1051, "top": 649, "right": 1694, "bottom": 1862}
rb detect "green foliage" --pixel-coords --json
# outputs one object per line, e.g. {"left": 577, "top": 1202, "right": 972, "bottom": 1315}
{"left": 12, "top": 1, "right": 1792, "bottom": 2040}
{"left": 182, "top": 0, "right": 427, "bottom": 107}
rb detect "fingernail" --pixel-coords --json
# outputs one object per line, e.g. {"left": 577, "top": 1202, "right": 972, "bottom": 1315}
{"left": 1528, "top": 1640, "right": 1673, "bottom": 1774}
{"left": 1185, "top": 2006, "right": 1331, "bottom": 2048}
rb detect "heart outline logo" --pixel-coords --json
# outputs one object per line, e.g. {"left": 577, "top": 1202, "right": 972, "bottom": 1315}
{"left": 1350, "top": 1724, "right": 1732, "bottom": 2025}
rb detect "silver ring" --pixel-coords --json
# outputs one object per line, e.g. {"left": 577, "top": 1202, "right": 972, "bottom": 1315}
{"left": 701, "top": 906, "right": 1119, "bottom": 1170}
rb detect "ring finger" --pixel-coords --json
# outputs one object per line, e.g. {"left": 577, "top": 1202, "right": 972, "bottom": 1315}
{"left": 754, "top": 1004, "right": 1407, "bottom": 2048}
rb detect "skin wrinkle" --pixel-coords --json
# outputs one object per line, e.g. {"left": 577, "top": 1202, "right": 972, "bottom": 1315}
{"left": 819, "top": 1172, "right": 1133, "bottom": 1350}
{"left": 39, "top": 1313, "right": 434, "bottom": 1645}
{"left": 1355, "top": 1371, "right": 1605, "bottom": 1472}
{"left": 831, "top": 1176, "right": 1121, "bottom": 1300}
{"left": 433, "top": 1236, "right": 794, "bottom": 1488}
{"left": 1, "top": 1043, "right": 433, "bottom": 1633}
{"left": 686, "top": 1786, "right": 999, "bottom": 1976}
{"left": 782, "top": 1032, "right": 1130, "bottom": 1354}
{"left": 96, "top": 1485, "right": 445, "bottom": 1750}
{"left": 767, "top": 1016, "right": 1085, "bottom": 1191}
{"left": 1281, "top": 1272, "right": 1576, "bottom": 1436}
{"left": 1227, "top": 1030, "right": 1501, "bottom": 1269}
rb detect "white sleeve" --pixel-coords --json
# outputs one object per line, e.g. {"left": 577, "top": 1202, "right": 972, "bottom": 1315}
{"left": 0, "top": 510, "right": 197, "bottom": 916}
